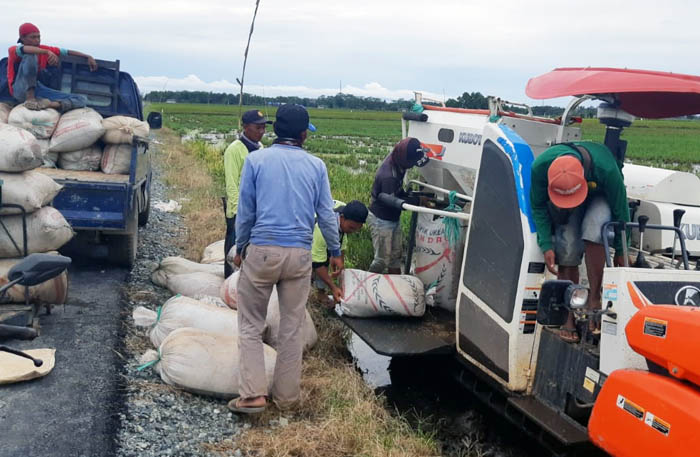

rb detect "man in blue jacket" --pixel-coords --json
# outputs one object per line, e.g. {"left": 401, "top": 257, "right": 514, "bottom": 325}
{"left": 229, "top": 104, "right": 342, "bottom": 414}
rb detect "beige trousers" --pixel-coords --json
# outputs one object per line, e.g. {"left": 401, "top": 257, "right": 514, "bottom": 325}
{"left": 237, "top": 243, "right": 312, "bottom": 405}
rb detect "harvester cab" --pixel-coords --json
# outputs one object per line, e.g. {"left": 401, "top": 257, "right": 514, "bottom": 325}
{"left": 346, "top": 67, "right": 700, "bottom": 455}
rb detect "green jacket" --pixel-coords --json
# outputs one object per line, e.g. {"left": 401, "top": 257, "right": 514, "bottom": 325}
{"left": 530, "top": 141, "right": 630, "bottom": 255}
{"left": 223, "top": 139, "right": 257, "bottom": 218}
{"left": 312, "top": 200, "right": 348, "bottom": 264}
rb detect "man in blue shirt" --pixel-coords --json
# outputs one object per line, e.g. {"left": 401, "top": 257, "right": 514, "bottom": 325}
{"left": 229, "top": 104, "right": 342, "bottom": 414}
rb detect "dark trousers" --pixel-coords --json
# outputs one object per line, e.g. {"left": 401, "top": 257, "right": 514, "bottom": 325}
{"left": 224, "top": 215, "right": 236, "bottom": 278}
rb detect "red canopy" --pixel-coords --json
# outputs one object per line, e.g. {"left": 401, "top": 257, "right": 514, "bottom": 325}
{"left": 525, "top": 67, "right": 700, "bottom": 118}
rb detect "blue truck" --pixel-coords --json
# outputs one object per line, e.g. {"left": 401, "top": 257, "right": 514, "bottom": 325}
{"left": 0, "top": 55, "right": 161, "bottom": 267}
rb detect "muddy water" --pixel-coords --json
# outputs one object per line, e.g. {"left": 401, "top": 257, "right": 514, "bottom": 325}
{"left": 348, "top": 333, "right": 546, "bottom": 457}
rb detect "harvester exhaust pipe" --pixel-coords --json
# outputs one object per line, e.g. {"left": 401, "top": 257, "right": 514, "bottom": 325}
{"left": 634, "top": 216, "right": 652, "bottom": 268}
{"left": 671, "top": 209, "right": 686, "bottom": 268}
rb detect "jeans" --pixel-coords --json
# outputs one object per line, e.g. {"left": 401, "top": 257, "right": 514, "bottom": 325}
{"left": 224, "top": 215, "right": 236, "bottom": 278}
{"left": 367, "top": 212, "right": 403, "bottom": 273}
{"left": 12, "top": 54, "right": 87, "bottom": 110}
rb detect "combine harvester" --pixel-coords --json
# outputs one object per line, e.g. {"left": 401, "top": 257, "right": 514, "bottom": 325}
{"left": 341, "top": 68, "right": 700, "bottom": 456}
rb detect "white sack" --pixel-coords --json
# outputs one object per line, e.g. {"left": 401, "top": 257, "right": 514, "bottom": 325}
{"left": 151, "top": 256, "right": 224, "bottom": 288}
{"left": 219, "top": 271, "right": 240, "bottom": 309}
{"left": 0, "top": 103, "right": 11, "bottom": 123}
{"left": 8, "top": 105, "right": 60, "bottom": 139}
{"left": 102, "top": 116, "right": 149, "bottom": 144}
{"left": 412, "top": 213, "right": 467, "bottom": 312}
{"left": 0, "top": 124, "right": 43, "bottom": 171}
{"left": 133, "top": 295, "right": 238, "bottom": 348}
{"left": 0, "top": 170, "right": 62, "bottom": 215}
{"left": 100, "top": 143, "right": 131, "bottom": 174}
{"left": 0, "top": 206, "right": 74, "bottom": 257}
{"left": 58, "top": 144, "right": 103, "bottom": 171}
{"left": 49, "top": 108, "right": 104, "bottom": 153}
{"left": 0, "top": 253, "right": 68, "bottom": 304}
{"left": 340, "top": 268, "right": 425, "bottom": 317}
{"left": 35, "top": 138, "right": 56, "bottom": 167}
{"left": 139, "top": 327, "right": 276, "bottom": 399}
{"left": 201, "top": 239, "right": 225, "bottom": 264}
{"left": 164, "top": 272, "right": 224, "bottom": 298}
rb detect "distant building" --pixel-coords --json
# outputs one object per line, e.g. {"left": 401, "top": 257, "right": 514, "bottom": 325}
{"left": 166, "top": 99, "right": 177, "bottom": 104}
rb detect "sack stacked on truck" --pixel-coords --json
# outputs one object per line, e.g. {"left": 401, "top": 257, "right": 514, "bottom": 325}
{"left": 0, "top": 102, "right": 11, "bottom": 124}
{"left": 412, "top": 213, "right": 467, "bottom": 312}
{"left": 8, "top": 104, "right": 60, "bottom": 139}
{"left": 340, "top": 269, "right": 426, "bottom": 317}
{"left": 49, "top": 108, "right": 105, "bottom": 171}
{"left": 102, "top": 116, "right": 149, "bottom": 144}
{"left": 0, "top": 124, "right": 43, "bottom": 171}
{"left": 138, "top": 327, "right": 277, "bottom": 399}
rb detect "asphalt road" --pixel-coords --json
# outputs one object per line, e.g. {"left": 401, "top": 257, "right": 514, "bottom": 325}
{"left": 0, "top": 254, "right": 127, "bottom": 457}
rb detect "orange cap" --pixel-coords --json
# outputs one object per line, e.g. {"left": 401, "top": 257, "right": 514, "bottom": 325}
{"left": 547, "top": 155, "right": 587, "bottom": 209}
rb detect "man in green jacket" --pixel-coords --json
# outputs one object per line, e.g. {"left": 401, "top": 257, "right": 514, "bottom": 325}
{"left": 223, "top": 110, "right": 270, "bottom": 277}
{"left": 530, "top": 141, "right": 629, "bottom": 343}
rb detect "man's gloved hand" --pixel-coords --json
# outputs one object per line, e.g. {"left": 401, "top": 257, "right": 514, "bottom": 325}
{"left": 544, "top": 249, "right": 558, "bottom": 275}
{"left": 329, "top": 256, "right": 344, "bottom": 278}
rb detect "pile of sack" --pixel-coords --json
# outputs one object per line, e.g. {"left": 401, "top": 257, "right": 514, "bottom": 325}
{"left": 139, "top": 244, "right": 318, "bottom": 398}
{"left": 0, "top": 101, "right": 148, "bottom": 173}
{"left": 0, "top": 105, "right": 75, "bottom": 304}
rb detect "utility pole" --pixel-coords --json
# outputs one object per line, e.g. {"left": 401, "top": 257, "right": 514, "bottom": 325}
{"left": 237, "top": 0, "right": 261, "bottom": 129}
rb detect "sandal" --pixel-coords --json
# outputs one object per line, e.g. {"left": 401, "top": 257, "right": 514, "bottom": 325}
{"left": 556, "top": 326, "right": 580, "bottom": 344}
{"left": 227, "top": 395, "right": 266, "bottom": 414}
{"left": 24, "top": 98, "right": 51, "bottom": 111}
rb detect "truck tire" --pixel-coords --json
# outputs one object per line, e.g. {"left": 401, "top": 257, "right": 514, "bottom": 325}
{"left": 109, "top": 201, "right": 138, "bottom": 268}
{"left": 138, "top": 184, "right": 150, "bottom": 227}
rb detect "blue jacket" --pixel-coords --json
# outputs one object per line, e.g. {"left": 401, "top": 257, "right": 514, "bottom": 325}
{"left": 236, "top": 143, "right": 341, "bottom": 256}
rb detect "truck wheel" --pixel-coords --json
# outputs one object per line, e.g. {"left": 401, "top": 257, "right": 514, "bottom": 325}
{"left": 109, "top": 203, "right": 138, "bottom": 268}
{"left": 138, "top": 185, "right": 151, "bottom": 227}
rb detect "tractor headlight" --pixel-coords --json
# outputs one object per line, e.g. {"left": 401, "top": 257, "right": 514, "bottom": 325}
{"left": 565, "top": 284, "right": 589, "bottom": 309}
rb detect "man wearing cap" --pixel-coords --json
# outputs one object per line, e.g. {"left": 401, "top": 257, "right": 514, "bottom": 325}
{"left": 223, "top": 110, "right": 271, "bottom": 278}
{"left": 7, "top": 23, "right": 96, "bottom": 111}
{"left": 531, "top": 141, "right": 629, "bottom": 343}
{"left": 229, "top": 104, "right": 341, "bottom": 414}
{"left": 312, "top": 199, "right": 368, "bottom": 304}
{"left": 368, "top": 137, "right": 430, "bottom": 274}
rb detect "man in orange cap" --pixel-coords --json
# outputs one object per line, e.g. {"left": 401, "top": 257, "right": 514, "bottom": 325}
{"left": 530, "top": 141, "right": 629, "bottom": 342}
{"left": 7, "top": 22, "right": 97, "bottom": 111}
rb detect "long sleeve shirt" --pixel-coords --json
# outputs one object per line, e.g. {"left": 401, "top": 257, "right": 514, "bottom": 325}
{"left": 530, "top": 141, "right": 630, "bottom": 255}
{"left": 235, "top": 143, "right": 341, "bottom": 256}
{"left": 223, "top": 134, "right": 261, "bottom": 218}
{"left": 368, "top": 156, "right": 420, "bottom": 222}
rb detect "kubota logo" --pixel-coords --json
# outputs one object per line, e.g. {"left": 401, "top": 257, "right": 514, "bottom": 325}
{"left": 674, "top": 285, "right": 700, "bottom": 306}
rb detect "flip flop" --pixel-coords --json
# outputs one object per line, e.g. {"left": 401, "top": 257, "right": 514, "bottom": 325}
{"left": 227, "top": 395, "right": 266, "bottom": 414}
{"left": 556, "top": 326, "right": 580, "bottom": 344}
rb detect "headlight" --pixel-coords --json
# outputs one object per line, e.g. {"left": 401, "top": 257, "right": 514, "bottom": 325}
{"left": 565, "top": 284, "right": 589, "bottom": 309}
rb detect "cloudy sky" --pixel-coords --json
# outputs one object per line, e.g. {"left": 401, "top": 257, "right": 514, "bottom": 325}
{"left": 2, "top": 0, "right": 699, "bottom": 105}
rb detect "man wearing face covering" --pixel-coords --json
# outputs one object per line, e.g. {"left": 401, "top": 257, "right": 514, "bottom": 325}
{"left": 368, "top": 137, "right": 428, "bottom": 274}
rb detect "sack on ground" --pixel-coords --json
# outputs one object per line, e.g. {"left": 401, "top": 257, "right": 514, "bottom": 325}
{"left": 264, "top": 296, "right": 318, "bottom": 351}
{"left": 219, "top": 271, "right": 240, "bottom": 309}
{"left": 133, "top": 295, "right": 238, "bottom": 348}
{"left": 0, "top": 124, "right": 43, "bottom": 171}
{"left": 412, "top": 213, "right": 467, "bottom": 312}
{"left": 49, "top": 108, "right": 104, "bottom": 153}
{"left": 8, "top": 105, "right": 60, "bottom": 139}
{"left": 201, "top": 239, "right": 225, "bottom": 264}
{"left": 0, "top": 253, "right": 68, "bottom": 304}
{"left": 340, "top": 268, "right": 426, "bottom": 317}
{"left": 0, "top": 206, "right": 74, "bottom": 257}
{"left": 102, "top": 116, "right": 149, "bottom": 144}
{"left": 58, "top": 144, "right": 103, "bottom": 171}
{"left": 139, "top": 327, "right": 276, "bottom": 399}
{"left": 100, "top": 143, "right": 131, "bottom": 174}
{"left": 0, "top": 103, "right": 11, "bottom": 123}
{"left": 151, "top": 256, "right": 224, "bottom": 288}
{"left": 163, "top": 272, "right": 224, "bottom": 298}
{"left": 0, "top": 170, "right": 62, "bottom": 215}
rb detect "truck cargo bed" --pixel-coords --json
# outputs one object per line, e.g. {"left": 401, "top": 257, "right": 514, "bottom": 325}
{"left": 37, "top": 168, "right": 129, "bottom": 183}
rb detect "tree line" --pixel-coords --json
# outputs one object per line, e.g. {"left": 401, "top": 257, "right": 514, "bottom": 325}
{"left": 144, "top": 90, "right": 598, "bottom": 118}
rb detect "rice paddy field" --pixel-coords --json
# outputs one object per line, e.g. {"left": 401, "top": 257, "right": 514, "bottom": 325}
{"left": 147, "top": 102, "right": 700, "bottom": 268}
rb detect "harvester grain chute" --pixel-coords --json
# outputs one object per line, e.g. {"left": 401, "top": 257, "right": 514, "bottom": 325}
{"left": 341, "top": 67, "right": 700, "bottom": 455}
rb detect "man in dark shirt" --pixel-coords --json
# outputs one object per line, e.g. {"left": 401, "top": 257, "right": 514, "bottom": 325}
{"left": 368, "top": 137, "right": 428, "bottom": 273}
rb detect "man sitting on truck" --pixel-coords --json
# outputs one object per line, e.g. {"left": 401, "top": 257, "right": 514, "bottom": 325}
{"left": 530, "top": 141, "right": 630, "bottom": 343}
{"left": 7, "top": 22, "right": 96, "bottom": 111}
{"left": 223, "top": 109, "right": 271, "bottom": 278}
{"left": 312, "top": 200, "right": 368, "bottom": 304}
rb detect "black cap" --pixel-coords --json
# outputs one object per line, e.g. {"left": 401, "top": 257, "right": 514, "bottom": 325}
{"left": 406, "top": 138, "right": 429, "bottom": 168}
{"left": 340, "top": 200, "right": 368, "bottom": 223}
{"left": 273, "top": 104, "right": 317, "bottom": 139}
{"left": 241, "top": 110, "right": 272, "bottom": 125}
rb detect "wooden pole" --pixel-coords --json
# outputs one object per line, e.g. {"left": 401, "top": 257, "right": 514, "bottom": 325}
{"left": 238, "top": 0, "right": 261, "bottom": 130}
